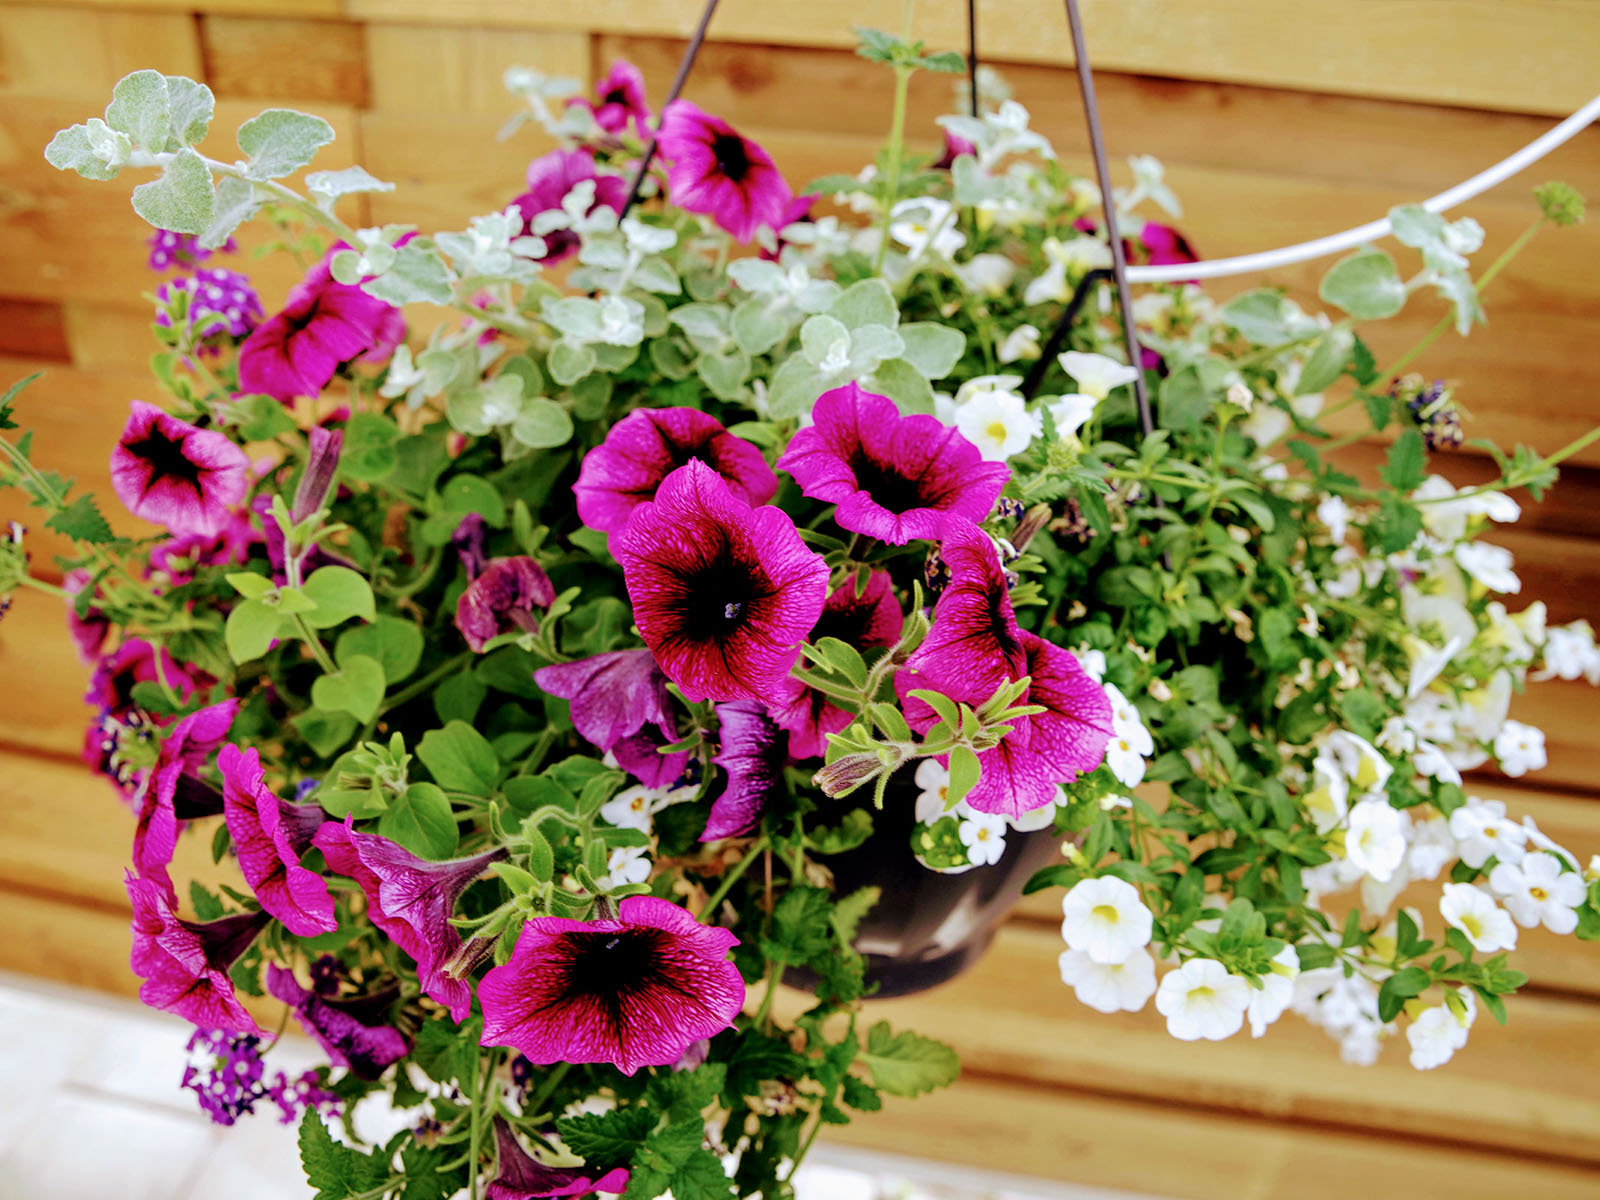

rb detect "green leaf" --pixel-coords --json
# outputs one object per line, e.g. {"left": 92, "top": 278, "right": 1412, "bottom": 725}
{"left": 363, "top": 244, "right": 452, "bottom": 306}
{"left": 337, "top": 615, "right": 423, "bottom": 682}
{"left": 397, "top": 1143, "right": 460, "bottom": 1200}
{"left": 307, "top": 165, "right": 395, "bottom": 209}
{"left": 696, "top": 347, "right": 751, "bottom": 400}
{"left": 310, "top": 654, "right": 386, "bottom": 722}
{"left": 1319, "top": 247, "right": 1406, "bottom": 320}
{"left": 831, "top": 885, "right": 880, "bottom": 946}
{"left": 510, "top": 397, "right": 574, "bottom": 449}
{"left": 300, "top": 566, "right": 375, "bottom": 629}
{"left": 164, "top": 76, "right": 216, "bottom": 147}
{"left": 759, "top": 887, "right": 834, "bottom": 966}
{"left": 378, "top": 781, "right": 458, "bottom": 858}
{"left": 729, "top": 298, "right": 791, "bottom": 356}
{"left": 298, "top": 1109, "right": 387, "bottom": 1200}
{"left": 765, "top": 353, "right": 829, "bottom": 420}
{"left": 104, "top": 70, "right": 172, "bottom": 151}
{"left": 896, "top": 322, "right": 965, "bottom": 379}
{"left": 859, "top": 1021, "right": 960, "bottom": 1097}
{"left": 622, "top": 1120, "right": 734, "bottom": 1200}
{"left": 225, "top": 598, "right": 284, "bottom": 663}
{"left": 1380, "top": 429, "right": 1426, "bottom": 491}
{"left": 200, "top": 174, "right": 263, "bottom": 250}
{"left": 45, "top": 494, "right": 115, "bottom": 544}
{"left": 555, "top": 1108, "right": 656, "bottom": 1167}
{"left": 945, "top": 745, "right": 981, "bottom": 806}
{"left": 130, "top": 147, "right": 215, "bottom": 236}
{"left": 807, "top": 809, "right": 873, "bottom": 854}
{"left": 1298, "top": 328, "right": 1353, "bottom": 395}
{"left": 827, "top": 277, "right": 898, "bottom": 330}
{"left": 548, "top": 339, "right": 597, "bottom": 386}
{"left": 434, "top": 671, "right": 487, "bottom": 725}
{"left": 340, "top": 411, "right": 401, "bottom": 483}
{"left": 237, "top": 108, "right": 335, "bottom": 180}
{"left": 869, "top": 356, "right": 935, "bottom": 415}
{"left": 1220, "top": 289, "right": 1291, "bottom": 344}
{"left": 1377, "top": 966, "right": 1431, "bottom": 1022}
{"left": 1157, "top": 364, "right": 1212, "bottom": 432}
{"left": 293, "top": 708, "right": 357, "bottom": 757}
{"left": 417, "top": 721, "right": 499, "bottom": 796}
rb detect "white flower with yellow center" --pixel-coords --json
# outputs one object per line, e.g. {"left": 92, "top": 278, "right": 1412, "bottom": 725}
{"left": 1155, "top": 958, "right": 1251, "bottom": 1041}
{"left": 889, "top": 197, "right": 965, "bottom": 261}
{"left": 1325, "top": 730, "right": 1392, "bottom": 796}
{"left": 913, "top": 758, "right": 954, "bottom": 824}
{"left": 599, "top": 783, "right": 693, "bottom": 832}
{"left": 1488, "top": 851, "right": 1586, "bottom": 934}
{"left": 1440, "top": 883, "right": 1518, "bottom": 952}
{"left": 1247, "top": 945, "right": 1301, "bottom": 1038}
{"left": 1059, "top": 946, "right": 1157, "bottom": 1014}
{"left": 1060, "top": 875, "right": 1153, "bottom": 965}
{"left": 1454, "top": 541, "right": 1520, "bottom": 594}
{"left": 1405, "top": 634, "right": 1463, "bottom": 700}
{"left": 1407, "top": 990, "right": 1476, "bottom": 1070}
{"left": 1303, "top": 750, "right": 1350, "bottom": 835}
{"left": 1493, "top": 720, "right": 1546, "bottom": 777}
{"left": 599, "top": 845, "right": 651, "bottom": 889}
{"left": 1344, "top": 799, "right": 1409, "bottom": 883}
{"left": 952, "top": 385, "right": 1041, "bottom": 461}
{"left": 996, "top": 323, "right": 1041, "bottom": 364}
{"left": 1102, "top": 682, "right": 1153, "bottom": 788}
{"left": 957, "top": 810, "right": 1008, "bottom": 866}
{"left": 1448, "top": 796, "right": 1527, "bottom": 869}
{"left": 1058, "top": 350, "right": 1139, "bottom": 402}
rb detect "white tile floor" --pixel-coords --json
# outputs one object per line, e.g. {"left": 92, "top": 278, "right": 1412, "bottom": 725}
{"left": 0, "top": 970, "right": 1150, "bottom": 1200}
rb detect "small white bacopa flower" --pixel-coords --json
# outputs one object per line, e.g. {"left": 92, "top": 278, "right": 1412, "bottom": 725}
{"left": 1060, "top": 875, "right": 1154, "bottom": 965}
{"left": 1058, "top": 946, "right": 1157, "bottom": 1014}
{"left": 1489, "top": 851, "right": 1586, "bottom": 934}
{"left": 1492, "top": 720, "right": 1547, "bottom": 778}
{"left": 1440, "top": 883, "right": 1518, "bottom": 953}
{"left": 957, "top": 810, "right": 1008, "bottom": 866}
{"left": 1154, "top": 958, "right": 1251, "bottom": 1041}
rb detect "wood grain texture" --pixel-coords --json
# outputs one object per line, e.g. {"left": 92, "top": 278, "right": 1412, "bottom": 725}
{"left": 200, "top": 14, "right": 369, "bottom": 107}
{"left": 0, "top": 4, "right": 201, "bottom": 97}
{"left": 364, "top": 22, "right": 588, "bottom": 115}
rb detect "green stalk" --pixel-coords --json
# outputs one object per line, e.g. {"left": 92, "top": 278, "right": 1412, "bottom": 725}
{"left": 698, "top": 835, "right": 769, "bottom": 919}
{"left": 872, "top": 0, "right": 917, "bottom": 274}
{"left": 379, "top": 650, "right": 473, "bottom": 715}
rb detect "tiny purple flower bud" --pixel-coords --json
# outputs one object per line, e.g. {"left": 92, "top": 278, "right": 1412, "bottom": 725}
{"left": 291, "top": 427, "right": 343, "bottom": 524}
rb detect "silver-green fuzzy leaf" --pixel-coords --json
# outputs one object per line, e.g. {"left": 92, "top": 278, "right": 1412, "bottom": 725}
{"left": 237, "top": 109, "right": 334, "bottom": 180}
{"left": 130, "top": 147, "right": 215, "bottom": 235}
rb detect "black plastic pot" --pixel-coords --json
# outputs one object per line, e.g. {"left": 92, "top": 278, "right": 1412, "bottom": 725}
{"left": 792, "top": 780, "right": 1060, "bottom": 998}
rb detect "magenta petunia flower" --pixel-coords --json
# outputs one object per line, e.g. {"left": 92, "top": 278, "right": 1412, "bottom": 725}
{"left": 702, "top": 701, "right": 788, "bottom": 841}
{"left": 266, "top": 966, "right": 411, "bottom": 1080}
{"left": 777, "top": 383, "right": 1010, "bottom": 546}
{"left": 126, "top": 871, "right": 269, "bottom": 1032}
{"left": 533, "top": 649, "right": 689, "bottom": 787}
{"left": 478, "top": 895, "right": 745, "bottom": 1075}
{"left": 220, "top": 745, "right": 334, "bottom": 937}
{"left": 897, "top": 517, "right": 1112, "bottom": 815}
{"left": 513, "top": 148, "right": 628, "bottom": 264}
{"left": 614, "top": 460, "right": 828, "bottom": 704}
{"left": 574, "top": 406, "right": 778, "bottom": 539}
{"left": 146, "top": 507, "right": 261, "bottom": 585}
{"left": 110, "top": 401, "right": 251, "bottom": 538}
{"left": 131, "top": 700, "right": 238, "bottom": 896}
{"left": 63, "top": 569, "right": 110, "bottom": 663}
{"left": 488, "top": 1119, "right": 630, "bottom": 1199}
{"left": 657, "top": 100, "right": 793, "bottom": 243}
{"left": 1138, "top": 221, "right": 1199, "bottom": 267}
{"left": 932, "top": 128, "right": 977, "bottom": 170}
{"left": 568, "top": 59, "right": 652, "bottom": 139}
{"left": 313, "top": 821, "right": 506, "bottom": 1021}
{"left": 769, "top": 570, "right": 904, "bottom": 760}
{"left": 237, "top": 247, "right": 406, "bottom": 402}
{"left": 455, "top": 556, "right": 557, "bottom": 652}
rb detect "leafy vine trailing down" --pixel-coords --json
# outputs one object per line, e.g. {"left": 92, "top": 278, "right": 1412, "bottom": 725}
{"left": 1, "top": 26, "right": 1597, "bottom": 1200}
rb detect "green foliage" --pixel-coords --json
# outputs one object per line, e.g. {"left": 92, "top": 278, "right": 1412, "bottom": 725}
{"left": 297, "top": 1110, "right": 389, "bottom": 1200}
{"left": 859, "top": 1022, "right": 960, "bottom": 1097}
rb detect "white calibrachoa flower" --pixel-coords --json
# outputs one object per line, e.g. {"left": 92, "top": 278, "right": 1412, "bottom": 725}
{"left": 957, "top": 810, "right": 1007, "bottom": 866}
{"left": 913, "top": 758, "right": 953, "bottom": 824}
{"left": 1493, "top": 720, "right": 1547, "bottom": 777}
{"left": 1454, "top": 541, "right": 1520, "bottom": 594}
{"left": 1102, "top": 682, "right": 1153, "bottom": 787}
{"left": 1045, "top": 393, "right": 1098, "bottom": 440}
{"left": 1407, "top": 990, "right": 1476, "bottom": 1070}
{"left": 1058, "top": 350, "right": 1139, "bottom": 402}
{"left": 1324, "top": 730, "right": 1392, "bottom": 795}
{"left": 599, "top": 783, "right": 693, "bottom": 832}
{"left": 1405, "top": 634, "right": 1463, "bottom": 700}
{"left": 1060, "top": 875, "right": 1153, "bottom": 965}
{"left": 1316, "top": 495, "right": 1350, "bottom": 544}
{"left": 953, "top": 252, "right": 1015, "bottom": 296}
{"left": 1440, "top": 883, "right": 1518, "bottom": 952}
{"left": 1155, "top": 958, "right": 1251, "bottom": 1041}
{"left": 1058, "top": 947, "right": 1157, "bottom": 1014}
{"left": 889, "top": 198, "right": 965, "bottom": 260}
{"left": 1303, "top": 750, "right": 1351, "bottom": 834}
{"left": 1247, "top": 945, "right": 1301, "bottom": 1038}
{"left": 1344, "top": 799, "right": 1409, "bottom": 883}
{"left": 599, "top": 845, "right": 651, "bottom": 889}
{"left": 1448, "top": 796, "right": 1528, "bottom": 868}
{"left": 1489, "top": 851, "right": 1586, "bottom": 934}
{"left": 952, "top": 383, "right": 1041, "bottom": 461}
{"left": 996, "top": 323, "right": 1040, "bottom": 363}
{"left": 1535, "top": 620, "right": 1600, "bottom": 684}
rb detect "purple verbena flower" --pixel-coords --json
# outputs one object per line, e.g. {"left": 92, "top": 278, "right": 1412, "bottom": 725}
{"left": 147, "top": 229, "right": 234, "bottom": 273}
{"left": 455, "top": 556, "right": 557, "bottom": 652}
{"left": 777, "top": 383, "right": 1010, "bottom": 545}
{"left": 266, "top": 1068, "right": 341, "bottom": 1125}
{"left": 155, "top": 268, "right": 263, "bottom": 341}
{"left": 266, "top": 965, "right": 411, "bottom": 1080}
{"left": 312, "top": 820, "right": 507, "bottom": 1021}
{"left": 181, "top": 1029, "right": 266, "bottom": 1125}
{"left": 478, "top": 896, "right": 745, "bottom": 1076}
{"left": 702, "top": 701, "right": 788, "bottom": 841}
{"left": 487, "top": 1118, "right": 631, "bottom": 1199}
{"left": 657, "top": 100, "right": 793, "bottom": 243}
{"left": 111, "top": 401, "right": 252, "bottom": 538}
{"left": 219, "top": 744, "right": 335, "bottom": 936}
{"left": 533, "top": 649, "right": 689, "bottom": 787}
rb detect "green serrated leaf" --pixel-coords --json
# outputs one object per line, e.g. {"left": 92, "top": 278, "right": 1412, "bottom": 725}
{"left": 555, "top": 1107, "right": 656, "bottom": 1166}
{"left": 44, "top": 494, "right": 115, "bottom": 544}
{"left": 859, "top": 1021, "right": 960, "bottom": 1097}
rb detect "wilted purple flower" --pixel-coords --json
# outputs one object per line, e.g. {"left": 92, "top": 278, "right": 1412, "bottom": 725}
{"left": 487, "top": 1118, "right": 631, "bottom": 1199}
{"left": 267, "top": 966, "right": 411, "bottom": 1079}
{"left": 451, "top": 513, "right": 490, "bottom": 580}
{"left": 701, "top": 701, "right": 788, "bottom": 841}
{"left": 455, "top": 556, "right": 557, "bottom": 652}
{"left": 219, "top": 745, "right": 334, "bottom": 936}
{"left": 155, "top": 268, "right": 263, "bottom": 341}
{"left": 533, "top": 649, "right": 689, "bottom": 787}
{"left": 290, "top": 427, "right": 343, "bottom": 523}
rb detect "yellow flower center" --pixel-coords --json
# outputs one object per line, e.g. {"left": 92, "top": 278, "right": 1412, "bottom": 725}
{"left": 1530, "top": 886, "right": 1548, "bottom": 901}
{"left": 986, "top": 420, "right": 1009, "bottom": 443}
{"left": 1461, "top": 914, "right": 1484, "bottom": 939}
{"left": 1092, "top": 904, "right": 1119, "bottom": 925}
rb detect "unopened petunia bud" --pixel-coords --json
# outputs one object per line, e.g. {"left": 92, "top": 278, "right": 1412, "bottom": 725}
{"left": 291, "top": 427, "right": 344, "bottom": 524}
{"left": 812, "top": 751, "right": 888, "bottom": 798}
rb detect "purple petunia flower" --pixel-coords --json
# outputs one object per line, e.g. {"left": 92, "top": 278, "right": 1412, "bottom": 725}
{"left": 237, "top": 247, "right": 406, "bottom": 403}
{"left": 701, "top": 700, "right": 788, "bottom": 841}
{"left": 777, "top": 383, "right": 1010, "bottom": 546}
{"left": 131, "top": 700, "right": 238, "bottom": 897}
{"left": 512, "top": 148, "right": 628, "bottom": 265}
{"left": 568, "top": 59, "right": 652, "bottom": 139}
{"left": 127, "top": 871, "right": 269, "bottom": 1032}
{"left": 63, "top": 569, "right": 110, "bottom": 663}
{"left": 897, "top": 517, "right": 1112, "bottom": 816}
{"left": 110, "top": 401, "right": 252, "bottom": 538}
{"left": 155, "top": 268, "right": 264, "bottom": 341}
{"left": 533, "top": 649, "right": 690, "bottom": 787}
{"left": 220, "top": 745, "right": 335, "bottom": 937}
{"left": 146, "top": 509, "right": 262, "bottom": 586}
{"left": 615, "top": 460, "right": 828, "bottom": 704}
{"left": 266, "top": 966, "right": 411, "bottom": 1080}
{"left": 312, "top": 821, "right": 507, "bottom": 1021}
{"left": 769, "top": 571, "right": 904, "bottom": 760}
{"left": 451, "top": 512, "right": 490, "bottom": 580}
{"left": 574, "top": 406, "right": 778, "bottom": 541}
{"left": 488, "top": 1119, "right": 631, "bottom": 1199}
{"left": 147, "top": 229, "right": 234, "bottom": 273}
{"left": 455, "top": 556, "right": 557, "bottom": 652}
{"left": 932, "top": 128, "right": 977, "bottom": 170}
{"left": 657, "top": 100, "right": 793, "bottom": 243}
{"left": 1138, "top": 221, "right": 1199, "bottom": 267}
{"left": 478, "top": 895, "right": 745, "bottom": 1076}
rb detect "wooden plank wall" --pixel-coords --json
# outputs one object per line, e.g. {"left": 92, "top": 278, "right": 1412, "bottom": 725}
{"left": 1, "top": 3, "right": 1599, "bottom": 1196}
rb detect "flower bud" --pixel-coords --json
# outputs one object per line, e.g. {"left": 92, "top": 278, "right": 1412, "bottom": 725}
{"left": 291, "top": 427, "right": 344, "bottom": 524}
{"left": 813, "top": 751, "right": 889, "bottom": 798}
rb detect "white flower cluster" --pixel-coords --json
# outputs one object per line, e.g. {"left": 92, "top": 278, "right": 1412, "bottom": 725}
{"left": 596, "top": 782, "right": 696, "bottom": 889}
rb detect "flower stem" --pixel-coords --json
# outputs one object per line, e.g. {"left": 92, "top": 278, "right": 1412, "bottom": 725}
{"left": 522, "top": 1060, "right": 571, "bottom": 1120}
{"left": 380, "top": 651, "right": 473, "bottom": 715}
{"left": 871, "top": 0, "right": 916, "bottom": 274}
{"left": 698, "top": 835, "right": 768, "bottom": 919}
{"left": 294, "top": 614, "right": 338, "bottom": 673}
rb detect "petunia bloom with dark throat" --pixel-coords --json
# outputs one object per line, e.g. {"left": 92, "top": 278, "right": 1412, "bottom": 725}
{"left": 896, "top": 516, "right": 1113, "bottom": 817}
{"left": 110, "top": 401, "right": 251, "bottom": 538}
{"left": 657, "top": 100, "right": 793, "bottom": 243}
{"left": 126, "top": 870, "right": 270, "bottom": 1032}
{"left": 568, "top": 59, "right": 652, "bottom": 139}
{"left": 777, "top": 383, "right": 1010, "bottom": 545}
{"left": 512, "top": 148, "right": 628, "bottom": 265}
{"left": 478, "top": 895, "right": 745, "bottom": 1076}
{"left": 574, "top": 406, "right": 778, "bottom": 542}
{"left": 614, "top": 459, "right": 828, "bottom": 704}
